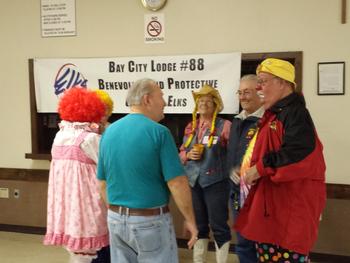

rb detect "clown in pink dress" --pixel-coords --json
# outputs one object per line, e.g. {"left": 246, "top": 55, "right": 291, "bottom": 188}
{"left": 44, "top": 88, "right": 113, "bottom": 263}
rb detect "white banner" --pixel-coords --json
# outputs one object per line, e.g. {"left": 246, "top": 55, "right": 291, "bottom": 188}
{"left": 34, "top": 52, "right": 241, "bottom": 114}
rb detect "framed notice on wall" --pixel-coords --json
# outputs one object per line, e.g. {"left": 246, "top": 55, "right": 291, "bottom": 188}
{"left": 317, "top": 62, "right": 345, "bottom": 95}
{"left": 41, "top": 0, "right": 76, "bottom": 37}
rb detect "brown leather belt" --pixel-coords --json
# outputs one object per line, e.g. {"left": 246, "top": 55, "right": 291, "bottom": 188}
{"left": 109, "top": 205, "right": 169, "bottom": 216}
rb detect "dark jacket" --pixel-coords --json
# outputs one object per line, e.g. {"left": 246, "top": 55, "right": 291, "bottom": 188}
{"left": 235, "top": 92, "right": 326, "bottom": 254}
{"left": 226, "top": 109, "right": 263, "bottom": 192}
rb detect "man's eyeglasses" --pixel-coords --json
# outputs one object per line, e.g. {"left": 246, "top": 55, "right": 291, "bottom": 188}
{"left": 257, "top": 77, "right": 277, "bottom": 86}
{"left": 236, "top": 90, "right": 253, "bottom": 97}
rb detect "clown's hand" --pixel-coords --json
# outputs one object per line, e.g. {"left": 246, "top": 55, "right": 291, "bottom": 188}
{"left": 243, "top": 165, "right": 261, "bottom": 185}
{"left": 229, "top": 168, "right": 240, "bottom": 185}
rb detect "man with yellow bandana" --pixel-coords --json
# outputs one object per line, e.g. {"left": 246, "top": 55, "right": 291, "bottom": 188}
{"left": 235, "top": 58, "right": 326, "bottom": 263}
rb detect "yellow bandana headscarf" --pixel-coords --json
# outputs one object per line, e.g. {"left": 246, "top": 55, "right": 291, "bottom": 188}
{"left": 257, "top": 58, "right": 296, "bottom": 86}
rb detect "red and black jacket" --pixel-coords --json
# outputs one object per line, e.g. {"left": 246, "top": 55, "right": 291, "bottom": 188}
{"left": 235, "top": 92, "right": 326, "bottom": 255}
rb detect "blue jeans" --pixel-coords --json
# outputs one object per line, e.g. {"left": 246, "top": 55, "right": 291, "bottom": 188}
{"left": 107, "top": 209, "right": 178, "bottom": 263}
{"left": 192, "top": 180, "right": 231, "bottom": 247}
{"left": 230, "top": 185, "right": 257, "bottom": 263}
{"left": 235, "top": 232, "right": 257, "bottom": 263}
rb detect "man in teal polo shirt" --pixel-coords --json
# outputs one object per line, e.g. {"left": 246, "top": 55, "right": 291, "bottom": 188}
{"left": 97, "top": 78, "right": 198, "bottom": 263}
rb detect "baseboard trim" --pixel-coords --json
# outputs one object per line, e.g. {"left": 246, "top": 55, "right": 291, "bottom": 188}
{"left": 0, "top": 224, "right": 46, "bottom": 235}
{"left": 177, "top": 238, "right": 350, "bottom": 263}
{"left": 0, "top": 168, "right": 48, "bottom": 182}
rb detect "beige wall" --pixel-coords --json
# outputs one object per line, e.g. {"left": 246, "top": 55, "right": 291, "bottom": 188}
{"left": 0, "top": 0, "right": 349, "bottom": 184}
{"left": 0, "top": 0, "right": 349, "bottom": 256}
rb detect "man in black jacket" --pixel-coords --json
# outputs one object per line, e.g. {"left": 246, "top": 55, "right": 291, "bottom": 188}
{"left": 226, "top": 74, "right": 264, "bottom": 263}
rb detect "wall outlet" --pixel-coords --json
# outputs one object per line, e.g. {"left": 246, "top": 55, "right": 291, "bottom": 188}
{"left": 13, "top": 189, "right": 20, "bottom": 199}
{"left": 0, "top": 188, "right": 9, "bottom": 198}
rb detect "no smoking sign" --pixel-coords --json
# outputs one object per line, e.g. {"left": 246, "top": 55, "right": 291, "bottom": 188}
{"left": 144, "top": 14, "right": 165, "bottom": 43}
{"left": 147, "top": 21, "right": 162, "bottom": 37}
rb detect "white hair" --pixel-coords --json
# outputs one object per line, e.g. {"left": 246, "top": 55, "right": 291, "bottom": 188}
{"left": 126, "top": 78, "right": 156, "bottom": 106}
{"left": 240, "top": 74, "right": 258, "bottom": 82}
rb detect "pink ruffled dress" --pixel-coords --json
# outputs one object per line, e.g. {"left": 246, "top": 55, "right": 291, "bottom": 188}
{"left": 44, "top": 121, "right": 109, "bottom": 253}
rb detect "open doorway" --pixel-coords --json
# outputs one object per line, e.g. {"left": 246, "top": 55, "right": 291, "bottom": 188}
{"left": 241, "top": 51, "right": 302, "bottom": 92}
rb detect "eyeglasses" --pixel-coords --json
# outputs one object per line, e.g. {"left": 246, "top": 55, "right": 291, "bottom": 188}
{"left": 257, "top": 77, "right": 277, "bottom": 86}
{"left": 236, "top": 90, "right": 253, "bottom": 97}
{"left": 198, "top": 99, "right": 214, "bottom": 106}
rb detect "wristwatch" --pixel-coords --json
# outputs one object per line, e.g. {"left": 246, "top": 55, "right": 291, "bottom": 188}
{"left": 141, "top": 0, "right": 167, "bottom": 11}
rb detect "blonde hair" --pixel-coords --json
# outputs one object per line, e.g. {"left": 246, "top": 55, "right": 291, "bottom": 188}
{"left": 94, "top": 90, "right": 114, "bottom": 117}
{"left": 184, "top": 97, "right": 219, "bottom": 148}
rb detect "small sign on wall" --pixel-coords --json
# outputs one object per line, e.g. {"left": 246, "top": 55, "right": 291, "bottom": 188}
{"left": 317, "top": 62, "right": 345, "bottom": 95}
{"left": 144, "top": 14, "right": 165, "bottom": 44}
{"left": 41, "top": 0, "right": 76, "bottom": 37}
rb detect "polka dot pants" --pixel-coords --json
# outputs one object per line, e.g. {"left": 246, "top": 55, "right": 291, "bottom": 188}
{"left": 256, "top": 243, "right": 310, "bottom": 263}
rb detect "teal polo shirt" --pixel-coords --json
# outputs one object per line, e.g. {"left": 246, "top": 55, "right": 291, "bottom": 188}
{"left": 97, "top": 113, "right": 184, "bottom": 208}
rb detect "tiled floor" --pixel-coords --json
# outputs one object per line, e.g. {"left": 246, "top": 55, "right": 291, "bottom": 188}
{"left": 0, "top": 231, "right": 239, "bottom": 263}
{"left": 0, "top": 231, "right": 68, "bottom": 263}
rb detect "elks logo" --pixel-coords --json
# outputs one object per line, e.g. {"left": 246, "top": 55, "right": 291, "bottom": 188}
{"left": 54, "top": 63, "right": 88, "bottom": 96}
{"left": 269, "top": 121, "right": 277, "bottom": 131}
{"left": 246, "top": 128, "right": 257, "bottom": 139}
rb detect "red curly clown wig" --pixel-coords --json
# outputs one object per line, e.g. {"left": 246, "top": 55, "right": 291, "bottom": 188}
{"left": 58, "top": 87, "right": 106, "bottom": 123}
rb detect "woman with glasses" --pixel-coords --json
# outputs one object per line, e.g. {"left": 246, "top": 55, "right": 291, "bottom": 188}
{"left": 179, "top": 85, "right": 232, "bottom": 263}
